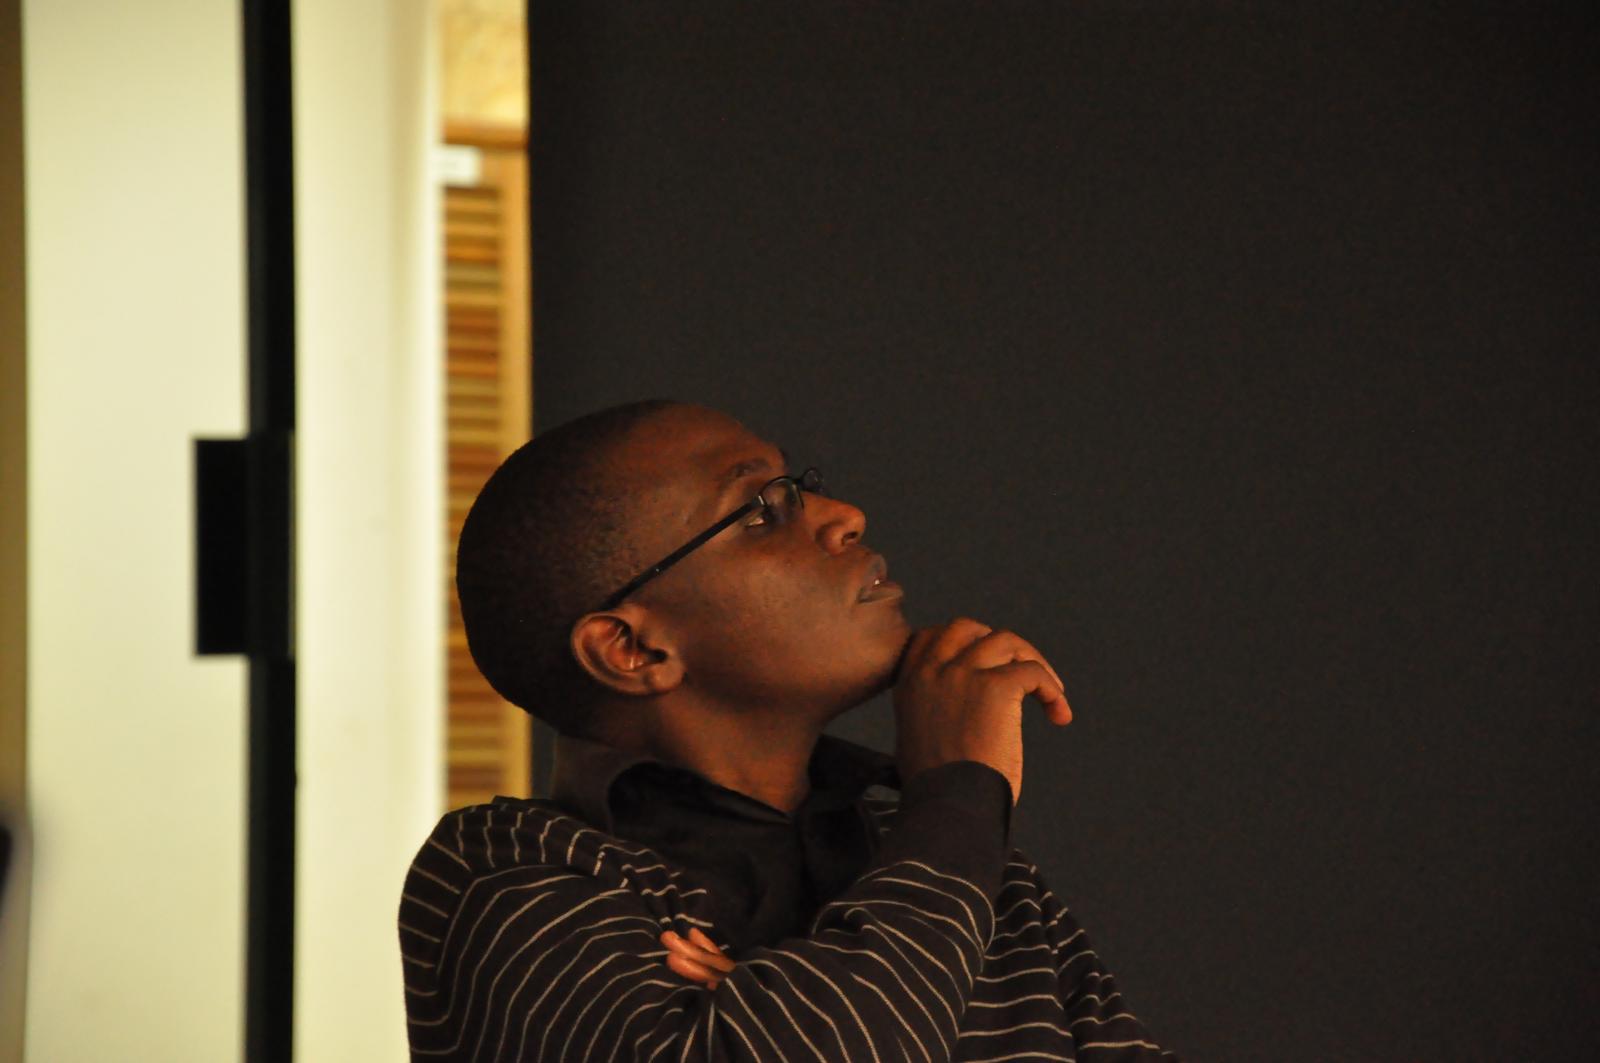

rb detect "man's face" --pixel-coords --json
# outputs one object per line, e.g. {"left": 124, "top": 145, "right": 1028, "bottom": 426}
{"left": 614, "top": 405, "right": 911, "bottom": 717}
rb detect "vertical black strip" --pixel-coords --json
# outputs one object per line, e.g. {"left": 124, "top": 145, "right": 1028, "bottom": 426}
{"left": 527, "top": 4, "right": 557, "bottom": 801}
{"left": 241, "top": 0, "right": 296, "bottom": 1058}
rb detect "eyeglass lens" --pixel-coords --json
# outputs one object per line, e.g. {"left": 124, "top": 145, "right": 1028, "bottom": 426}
{"left": 758, "top": 471, "right": 824, "bottom": 525}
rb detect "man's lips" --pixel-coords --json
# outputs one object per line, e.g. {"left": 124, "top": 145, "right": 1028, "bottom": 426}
{"left": 857, "top": 553, "right": 903, "bottom": 603}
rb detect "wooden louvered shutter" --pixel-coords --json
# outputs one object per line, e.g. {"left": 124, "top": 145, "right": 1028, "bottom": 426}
{"left": 443, "top": 124, "right": 531, "bottom": 810}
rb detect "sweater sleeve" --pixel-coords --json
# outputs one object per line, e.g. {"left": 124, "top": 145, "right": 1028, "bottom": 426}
{"left": 401, "top": 761, "right": 1013, "bottom": 1062}
{"left": 1027, "top": 858, "right": 1181, "bottom": 1062}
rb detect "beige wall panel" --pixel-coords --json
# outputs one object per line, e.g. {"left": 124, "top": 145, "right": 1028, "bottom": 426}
{"left": 22, "top": 0, "right": 248, "bottom": 1057}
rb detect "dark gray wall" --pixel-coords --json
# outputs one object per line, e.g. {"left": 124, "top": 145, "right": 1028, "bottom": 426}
{"left": 527, "top": 5, "right": 1598, "bottom": 1059}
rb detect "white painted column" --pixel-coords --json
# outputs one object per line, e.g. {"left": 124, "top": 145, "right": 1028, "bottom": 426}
{"left": 294, "top": 1, "right": 444, "bottom": 1057}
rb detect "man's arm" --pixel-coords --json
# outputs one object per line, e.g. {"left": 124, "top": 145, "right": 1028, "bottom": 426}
{"left": 660, "top": 862, "right": 1184, "bottom": 1061}
{"left": 401, "top": 761, "right": 1012, "bottom": 1062}
{"left": 1017, "top": 856, "right": 1180, "bottom": 1061}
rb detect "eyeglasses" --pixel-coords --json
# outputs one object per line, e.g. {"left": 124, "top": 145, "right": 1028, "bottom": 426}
{"left": 599, "top": 467, "right": 825, "bottom": 611}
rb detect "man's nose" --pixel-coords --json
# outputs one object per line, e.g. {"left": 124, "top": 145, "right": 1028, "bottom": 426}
{"left": 812, "top": 494, "right": 866, "bottom": 554}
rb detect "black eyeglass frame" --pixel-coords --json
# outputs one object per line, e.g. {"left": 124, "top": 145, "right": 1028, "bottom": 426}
{"left": 598, "top": 467, "right": 824, "bottom": 611}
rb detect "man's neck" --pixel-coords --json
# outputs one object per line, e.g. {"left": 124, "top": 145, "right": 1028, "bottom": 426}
{"left": 610, "top": 699, "right": 830, "bottom": 817}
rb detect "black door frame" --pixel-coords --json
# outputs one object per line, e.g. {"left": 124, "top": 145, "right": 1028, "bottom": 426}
{"left": 240, "top": 1, "right": 295, "bottom": 1057}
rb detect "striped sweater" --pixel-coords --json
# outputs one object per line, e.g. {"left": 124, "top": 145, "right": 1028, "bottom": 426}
{"left": 400, "top": 760, "right": 1179, "bottom": 1061}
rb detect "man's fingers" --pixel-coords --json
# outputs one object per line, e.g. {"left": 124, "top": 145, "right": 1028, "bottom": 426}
{"left": 906, "top": 623, "right": 1074, "bottom": 723}
{"left": 661, "top": 932, "right": 724, "bottom": 986}
{"left": 685, "top": 928, "right": 735, "bottom": 971}
{"left": 664, "top": 951, "right": 721, "bottom": 987}
{"left": 954, "top": 630, "right": 1069, "bottom": 703}
{"left": 921, "top": 618, "right": 994, "bottom": 667}
{"left": 662, "top": 930, "right": 735, "bottom": 976}
{"left": 992, "top": 660, "right": 1073, "bottom": 724}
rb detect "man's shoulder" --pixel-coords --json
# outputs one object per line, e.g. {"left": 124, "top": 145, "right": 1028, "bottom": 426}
{"left": 399, "top": 798, "right": 717, "bottom": 971}
{"left": 398, "top": 799, "right": 719, "bottom": 1049}
{"left": 399, "top": 796, "right": 717, "bottom": 923}
{"left": 407, "top": 796, "right": 672, "bottom": 882}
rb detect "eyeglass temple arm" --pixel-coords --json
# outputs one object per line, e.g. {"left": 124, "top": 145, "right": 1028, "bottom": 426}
{"left": 598, "top": 500, "right": 760, "bottom": 611}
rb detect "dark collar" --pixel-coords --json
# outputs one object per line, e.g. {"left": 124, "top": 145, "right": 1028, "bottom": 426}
{"left": 549, "top": 730, "right": 902, "bottom": 834}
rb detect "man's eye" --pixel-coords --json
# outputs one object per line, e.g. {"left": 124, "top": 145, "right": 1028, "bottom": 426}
{"left": 743, "top": 507, "right": 772, "bottom": 529}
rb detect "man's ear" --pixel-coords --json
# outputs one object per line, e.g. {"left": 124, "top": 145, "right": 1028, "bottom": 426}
{"left": 569, "top": 606, "right": 684, "bottom": 697}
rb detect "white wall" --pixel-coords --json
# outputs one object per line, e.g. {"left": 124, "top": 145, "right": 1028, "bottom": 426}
{"left": 21, "top": 0, "right": 249, "bottom": 1058}
{"left": 19, "top": 0, "right": 444, "bottom": 1057}
{"left": 294, "top": 1, "right": 444, "bottom": 1058}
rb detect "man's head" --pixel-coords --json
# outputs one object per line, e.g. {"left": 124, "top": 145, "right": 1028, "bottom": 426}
{"left": 456, "top": 400, "right": 910, "bottom": 743}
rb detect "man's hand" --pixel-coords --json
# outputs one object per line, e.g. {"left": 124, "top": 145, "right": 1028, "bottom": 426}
{"left": 661, "top": 928, "right": 735, "bottom": 990}
{"left": 893, "top": 619, "right": 1072, "bottom": 807}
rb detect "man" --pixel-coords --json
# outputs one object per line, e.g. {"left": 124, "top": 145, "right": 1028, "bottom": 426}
{"left": 401, "top": 399, "right": 1178, "bottom": 1061}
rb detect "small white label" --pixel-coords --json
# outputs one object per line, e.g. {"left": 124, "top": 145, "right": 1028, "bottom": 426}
{"left": 434, "top": 144, "right": 483, "bottom": 187}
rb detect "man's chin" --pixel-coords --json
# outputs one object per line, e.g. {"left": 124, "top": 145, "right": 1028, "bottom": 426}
{"left": 815, "top": 648, "right": 902, "bottom": 722}
{"left": 865, "top": 620, "right": 914, "bottom": 698}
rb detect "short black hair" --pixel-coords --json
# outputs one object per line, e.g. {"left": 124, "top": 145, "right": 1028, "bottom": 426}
{"left": 455, "top": 398, "right": 683, "bottom": 736}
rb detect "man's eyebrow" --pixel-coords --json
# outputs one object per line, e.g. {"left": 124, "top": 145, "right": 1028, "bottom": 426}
{"left": 713, "top": 447, "right": 790, "bottom": 491}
